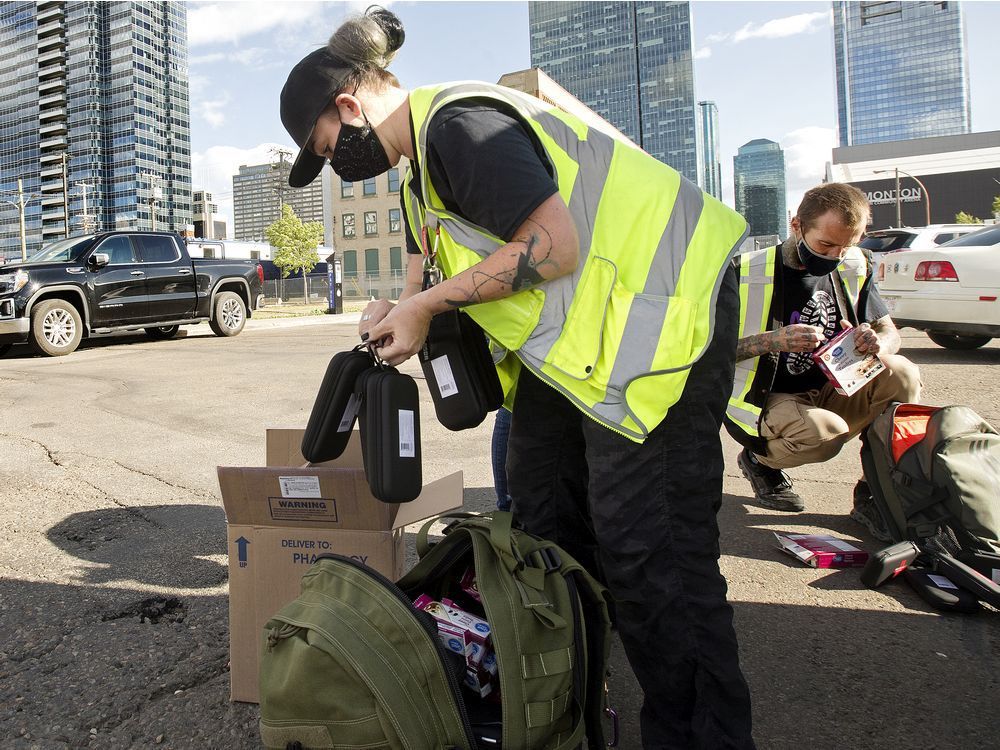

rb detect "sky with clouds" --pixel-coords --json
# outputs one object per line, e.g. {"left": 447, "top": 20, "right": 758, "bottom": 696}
{"left": 187, "top": 1, "right": 1000, "bottom": 235}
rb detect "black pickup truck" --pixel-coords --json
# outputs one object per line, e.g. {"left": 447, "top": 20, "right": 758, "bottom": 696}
{"left": 0, "top": 231, "right": 265, "bottom": 357}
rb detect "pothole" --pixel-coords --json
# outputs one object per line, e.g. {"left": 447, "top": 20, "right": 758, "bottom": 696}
{"left": 102, "top": 597, "right": 187, "bottom": 624}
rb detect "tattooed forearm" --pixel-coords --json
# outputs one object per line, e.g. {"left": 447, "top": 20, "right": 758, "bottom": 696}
{"left": 871, "top": 316, "right": 901, "bottom": 355}
{"left": 736, "top": 332, "right": 780, "bottom": 362}
{"left": 440, "top": 220, "right": 561, "bottom": 307}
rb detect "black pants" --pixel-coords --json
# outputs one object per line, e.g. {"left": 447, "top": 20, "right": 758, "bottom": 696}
{"left": 508, "top": 265, "right": 755, "bottom": 749}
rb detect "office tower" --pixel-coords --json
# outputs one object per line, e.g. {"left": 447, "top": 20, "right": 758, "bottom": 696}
{"left": 697, "top": 101, "right": 722, "bottom": 200}
{"left": 0, "top": 1, "right": 191, "bottom": 259}
{"left": 193, "top": 190, "right": 227, "bottom": 240}
{"left": 734, "top": 139, "right": 787, "bottom": 238}
{"left": 232, "top": 161, "right": 325, "bottom": 242}
{"left": 528, "top": 1, "right": 698, "bottom": 182}
{"left": 833, "top": 1, "right": 970, "bottom": 147}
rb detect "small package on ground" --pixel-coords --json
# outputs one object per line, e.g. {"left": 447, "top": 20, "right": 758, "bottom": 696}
{"left": 218, "top": 428, "right": 463, "bottom": 703}
{"left": 812, "top": 326, "right": 885, "bottom": 396}
{"left": 775, "top": 532, "right": 869, "bottom": 568}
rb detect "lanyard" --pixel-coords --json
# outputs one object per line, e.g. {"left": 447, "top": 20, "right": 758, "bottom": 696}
{"left": 420, "top": 219, "right": 442, "bottom": 291}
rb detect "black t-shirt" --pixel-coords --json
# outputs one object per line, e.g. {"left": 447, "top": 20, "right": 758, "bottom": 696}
{"left": 770, "top": 250, "right": 889, "bottom": 394}
{"left": 403, "top": 99, "right": 559, "bottom": 254}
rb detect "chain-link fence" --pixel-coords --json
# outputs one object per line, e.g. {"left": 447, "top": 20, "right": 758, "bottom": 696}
{"left": 263, "top": 271, "right": 407, "bottom": 304}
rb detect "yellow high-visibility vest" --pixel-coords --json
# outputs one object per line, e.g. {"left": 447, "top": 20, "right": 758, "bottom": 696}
{"left": 404, "top": 82, "right": 748, "bottom": 442}
{"left": 725, "top": 244, "right": 870, "bottom": 443}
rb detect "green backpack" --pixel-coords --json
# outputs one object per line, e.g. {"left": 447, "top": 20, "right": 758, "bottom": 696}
{"left": 258, "top": 512, "right": 614, "bottom": 750}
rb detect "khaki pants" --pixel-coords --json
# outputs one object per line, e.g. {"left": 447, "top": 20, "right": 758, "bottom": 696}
{"left": 757, "top": 353, "right": 922, "bottom": 470}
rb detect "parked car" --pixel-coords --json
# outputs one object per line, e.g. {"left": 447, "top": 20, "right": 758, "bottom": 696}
{"left": 877, "top": 224, "right": 1000, "bottom": 349}
{"left": 860, "top": 224, "right": 984, "bottom": 260}
{"left": 0, "top": 231, "right": 265, "bottom": 357}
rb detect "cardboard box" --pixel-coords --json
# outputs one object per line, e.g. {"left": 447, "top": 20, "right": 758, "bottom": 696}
{"left": 218, "top": 428, "right": 463, "bottom": 703}
{"left": 811, "top": 326, "right": 886, "bottom": 396}
{"left": 774, "top": 532, "right": 870, "bottom": 569}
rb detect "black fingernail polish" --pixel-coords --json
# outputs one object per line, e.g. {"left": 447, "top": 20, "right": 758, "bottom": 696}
{"left": 361, "top": 332, "right": 369, "bottom": 341}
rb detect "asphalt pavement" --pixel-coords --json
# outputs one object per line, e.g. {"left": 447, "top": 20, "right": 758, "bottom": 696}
{"left": 0, "top": 316, "right": 996, "bottom": 749}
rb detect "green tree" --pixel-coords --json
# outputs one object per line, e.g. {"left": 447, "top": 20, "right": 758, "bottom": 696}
{"left": 265, "top": 204, "right": 325, "bottom": 303}
{"left": 954, "top": 211, "right": 982, "bottom": 225}
{"left": 992, "top": 195, "right": 1000, "bottom": 217}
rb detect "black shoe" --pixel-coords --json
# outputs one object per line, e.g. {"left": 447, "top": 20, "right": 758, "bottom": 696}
{"left": 737, "top": 449, "right": 805, "bottom": 512}
{"left": 850, "top": 480, "right": 891, "bottom": 543}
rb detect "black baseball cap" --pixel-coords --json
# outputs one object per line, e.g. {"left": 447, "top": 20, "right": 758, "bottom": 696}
{"left": 280, "top": 47, "right": 350, "bottom": 188}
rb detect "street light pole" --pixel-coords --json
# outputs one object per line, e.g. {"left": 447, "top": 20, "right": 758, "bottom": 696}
{"left": 874, "top": 167, "right": 931, "bottom": 227}
{"left": 894, "top": 168, "right": 901, "bottom": 227}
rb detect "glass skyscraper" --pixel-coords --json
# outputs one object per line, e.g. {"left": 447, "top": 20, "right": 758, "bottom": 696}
{"left": 0, "top": 1, "right": 190, "bottom": 260}
{"left": 833, "top": 1, "right": 970, "bottom": 147}
{"left": 734, "top": 139, "right": 787, "bottom": 239}
{"left": 697, "top": 101, "right": 722, "bottom": 200}
{"left": 528, "top": 1, "right": 698, "bottom": 182}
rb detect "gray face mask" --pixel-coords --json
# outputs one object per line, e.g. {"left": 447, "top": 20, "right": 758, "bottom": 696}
{"left": 796, "top": 234, "right": 842, "bottom": 276}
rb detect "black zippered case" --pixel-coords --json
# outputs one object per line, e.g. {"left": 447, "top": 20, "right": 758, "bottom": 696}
{"left": 418, "top": 309, "right": 503, "bottom": 431}
{"left": 357, "top": 366, "right": 422, "bottom": 503}
{"left": 300, "top": 346, "right": 376, "bottom": 464}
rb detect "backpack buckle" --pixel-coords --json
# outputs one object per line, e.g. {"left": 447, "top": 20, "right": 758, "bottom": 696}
{"left": 530, "top": 547, "right": 562, "bottom": 573}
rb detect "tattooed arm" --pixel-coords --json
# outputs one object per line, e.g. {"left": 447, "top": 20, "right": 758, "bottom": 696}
{"left": 736, "top": 324, "right": 826, "bottom": 362}
{"left": 365, "top": 194, "right": 579, "bottom": 366}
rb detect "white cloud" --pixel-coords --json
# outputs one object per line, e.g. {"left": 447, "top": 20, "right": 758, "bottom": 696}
{"left": 781, "top": 126, "right": 838, "bottom": 214}
{"left": 693, "top": 46, "right": 712, "bottom": 60}
{"left": 191, "top": 143, "right": 296, "bottom": 238}
{"left": 190, "top": 47, "right": 273, "bottom": 68}
{"left": 187, "top": 2, "right": 320, "bottom": 47}
{"left": 709, "top": 11, "right": 831, "bottom": 45}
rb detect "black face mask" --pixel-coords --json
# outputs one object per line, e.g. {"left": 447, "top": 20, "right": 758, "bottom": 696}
{"left": 796, "top": 234, "right": 842, "bottom": 276}
{"left": 329, "top": 111, "right": 390, "bottom": 183}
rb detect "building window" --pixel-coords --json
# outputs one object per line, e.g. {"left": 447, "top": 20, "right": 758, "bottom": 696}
{"left": 388, "top": 208, "right": 401, "bottom": 234}
{"left": 390, "top": 246, "right": 402, "bottom": 272}
{"left": 363, "top": 177, "right": 376, "bottom": 196}
{"left": 387, "top": 168, "right": 400, "bottom": 193}
{"left": 342, "top": 213, "right": 355, "bottom": 238}
{"left": 342, "top": 249, "right": 357, "bottom": 277}
{"left": 341, "top": 180, "right": 353, "bottom": 198}
{"left": 364, "top": 210, "right": 377, "bottom": 236}
{"left": 365, "top": 248, "right": 379, "bottom": 277}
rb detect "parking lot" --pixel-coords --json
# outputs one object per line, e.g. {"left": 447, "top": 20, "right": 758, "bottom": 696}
{"left": 1, "top": 318, "right": 997, "bottom": 748}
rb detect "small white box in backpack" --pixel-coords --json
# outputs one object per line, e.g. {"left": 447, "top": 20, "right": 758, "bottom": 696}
{"left": 812, "top": 326, "right": 885, "bottom": 396}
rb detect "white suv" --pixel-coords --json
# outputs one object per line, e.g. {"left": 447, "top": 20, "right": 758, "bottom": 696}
{"left": 860, "top": 224, "right": 983, "bottom": 258}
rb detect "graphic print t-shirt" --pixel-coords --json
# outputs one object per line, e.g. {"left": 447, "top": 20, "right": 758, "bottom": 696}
{"left": 770, "top": 257, "right": 888, "bottom": 394}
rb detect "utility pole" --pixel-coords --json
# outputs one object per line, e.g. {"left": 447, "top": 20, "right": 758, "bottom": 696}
{"left": 75, "top": 181, "right": 96, "bottom": 233}
{"left": 0, "top": 178, "right": 41, "bottom": 261}
{"left": 269, "top": 147, "right": 293, "bottom": 212}
{"left": 62, "top": 153, "right": 70, "bottom": 238}
{"left": 140, "top": 172, "right": 163, "bottom": 231}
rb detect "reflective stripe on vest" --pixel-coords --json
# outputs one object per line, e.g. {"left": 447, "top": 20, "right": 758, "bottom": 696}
{"left": 405, "top": 82, "right": 748, "bottom": 441}
{"left": 725, "top": 245, "right": 869, "bottom": 440}
{"left": 727, "top": 247, "right": 776, "bottom": 438}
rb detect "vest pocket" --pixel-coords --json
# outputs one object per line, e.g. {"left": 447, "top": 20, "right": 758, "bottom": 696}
{"left": 546, "top": 256, "right": 617, "bottom": 381}
{"left": 465, "top": 290, "right": 545, "bottom": 351}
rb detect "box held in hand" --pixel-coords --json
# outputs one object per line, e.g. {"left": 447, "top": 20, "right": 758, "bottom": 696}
{"left": 812, "top": 326, "right": 885, "bottom": 396}
{"left": 218, "top": 428, "right": 463, "bottom": 703}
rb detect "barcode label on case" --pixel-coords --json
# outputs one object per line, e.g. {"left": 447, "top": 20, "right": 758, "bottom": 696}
{"left": 398, "top": 409, "right": 415, "bottom": 457}
{"left": 338, "top": 393, "right": 361, "bottom": 432}
{"left": 431, "top": 355, "right": 459, "bottom": 398}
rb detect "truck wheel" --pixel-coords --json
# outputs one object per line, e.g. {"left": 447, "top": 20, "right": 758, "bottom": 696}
{"left": 209, "top": 291, "right": 246, "bottom": 337}
{"left": 29, "top": 299, "right": 83, "bottom": 356}
{"left": 0, "top": 343, "right": 11, "bottom": 357}
{"left": 144, "top": 325, "right": 180, "bottom": 340}
{"left": 927, "top": 332, "right": 991, "bottom": 350}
